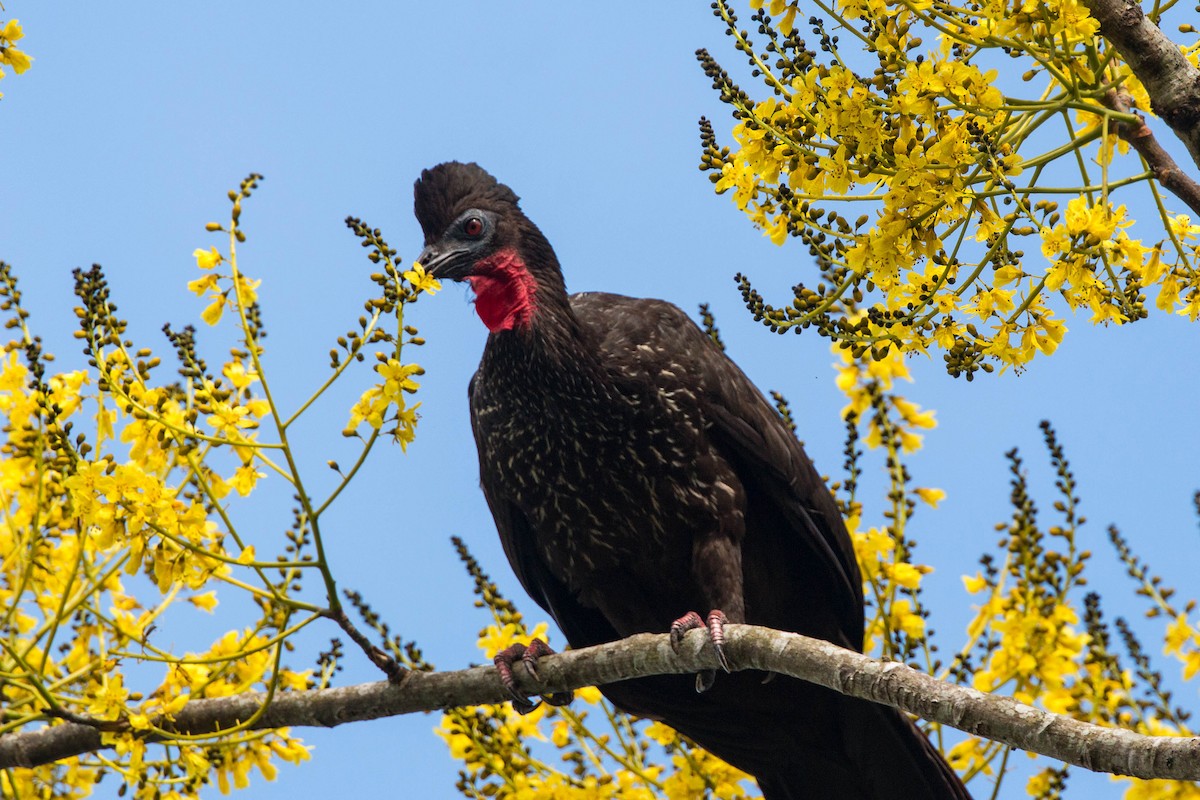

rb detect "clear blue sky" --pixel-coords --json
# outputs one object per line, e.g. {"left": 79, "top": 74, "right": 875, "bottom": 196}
{"left": 2, "top": 4, "right": 1198, "bottom": 798}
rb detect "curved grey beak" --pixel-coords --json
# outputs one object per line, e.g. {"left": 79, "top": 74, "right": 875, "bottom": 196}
{"left": 417, "top": 242, "right": 473, "bottom": 281}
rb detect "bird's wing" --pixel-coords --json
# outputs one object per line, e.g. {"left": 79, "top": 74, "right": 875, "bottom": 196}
{"left": 569, "top": 292, "right": 864, "bottom": 648}
{"left": 468, "top": 372, "right": 620, "bottom": 649}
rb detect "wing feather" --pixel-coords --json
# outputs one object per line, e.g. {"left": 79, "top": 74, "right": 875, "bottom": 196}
{"left": 569, "top": 292, "right": 864, "bottom": 647}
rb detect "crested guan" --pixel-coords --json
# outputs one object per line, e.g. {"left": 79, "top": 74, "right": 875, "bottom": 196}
{"left": 414, "top": 161, "right": 971, "bottom": 800}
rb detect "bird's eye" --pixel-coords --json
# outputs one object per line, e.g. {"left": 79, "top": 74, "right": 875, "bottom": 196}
{"left": 463, "top": 217, "right": 484, "bottom": 238}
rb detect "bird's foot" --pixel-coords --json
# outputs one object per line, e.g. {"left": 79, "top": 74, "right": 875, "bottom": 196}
{"left": 669, "top": 609, "right": 731, "bottom": 692}
{"left": 493, "top": 639, "right": 573, "bottom": 715}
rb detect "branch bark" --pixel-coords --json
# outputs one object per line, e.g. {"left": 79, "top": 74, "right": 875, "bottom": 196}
{"left": 1084, "top": 0, "right": 1200, "bottom": 169}
{"left": 2, "top": 625, "right": 1198, "bottom": 781}
{"left": 1103, "top": 89, "right": 1200, "bottom": 217}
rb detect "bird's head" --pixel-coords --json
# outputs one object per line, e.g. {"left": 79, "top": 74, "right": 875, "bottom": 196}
{"left": 414, "top": 162, "right": 562, "bottom": 334}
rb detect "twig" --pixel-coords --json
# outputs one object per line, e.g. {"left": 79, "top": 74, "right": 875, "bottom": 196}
{"left": 1103, "top": 89, "right": 1200, "bottom": 216}
{"left": 323, "top": 605, "right": 406, "bottom": 683}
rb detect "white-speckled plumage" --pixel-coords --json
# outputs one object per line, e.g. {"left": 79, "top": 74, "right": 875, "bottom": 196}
{"left": 414, "top": 161, "right": 972, "bottom": 800}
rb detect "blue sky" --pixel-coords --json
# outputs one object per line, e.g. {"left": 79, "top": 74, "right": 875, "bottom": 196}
{"left": 2, "top": 4, "right": 1198, "bottom": 798}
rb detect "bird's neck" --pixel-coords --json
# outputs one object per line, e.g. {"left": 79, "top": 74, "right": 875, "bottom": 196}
{"left": 468, "top": 249, "right": 540, "bottom": 333}
{"left": 478, "top": 252, "right": 600, "bottom": 383}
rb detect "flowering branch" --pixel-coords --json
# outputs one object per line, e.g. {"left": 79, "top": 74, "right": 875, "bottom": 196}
{"left": 1084, "top": 0, "right": 1200, "bottom": 169}
{"left": 4, "top": 625, "right": 1197, "bottom": 780}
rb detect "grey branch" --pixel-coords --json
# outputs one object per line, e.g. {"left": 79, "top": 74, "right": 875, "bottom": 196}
{"left": 1084, "top": 0, "right": 1200, "bottom": 169}
{"left": 2, "top": 625, "right": 1198, "bottom": 781}
{"left": 1102, "top": 89, "right": 1200, "bottom": 217}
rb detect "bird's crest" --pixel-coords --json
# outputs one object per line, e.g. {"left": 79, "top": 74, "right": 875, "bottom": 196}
{"left": 413, "top": 162, "right": 521, "bottom": 241}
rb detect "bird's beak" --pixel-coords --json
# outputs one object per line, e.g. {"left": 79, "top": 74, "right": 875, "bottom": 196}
{"left": 416, "top": 242, "right": 473, "bottom": 282}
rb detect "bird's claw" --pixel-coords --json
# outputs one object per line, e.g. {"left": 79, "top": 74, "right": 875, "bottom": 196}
{"left": 493, "top": 639, "right": 573, "bottom": 714}
{"left": 670, "top": 609, "right": 731, "bottom": 692}
{"left": 706, "top": 610, "right": 730, "bottom": 672}
{"left": 670, "top": 611, "right": 706, "bottom": 652}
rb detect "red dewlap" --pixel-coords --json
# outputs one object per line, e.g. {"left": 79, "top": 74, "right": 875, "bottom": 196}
{"left": 468, "top": 248, "right": 539, "bottom": 332}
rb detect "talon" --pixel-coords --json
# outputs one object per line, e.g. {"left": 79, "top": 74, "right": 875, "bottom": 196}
{"left": 493, "top": 638, "right": 573, "bottom": 714}
{"left": 670, "top": 611, "right": 705, "bottom": 652}
{"left": 512, "top": 694, "right": 541, "bottom": 714}
{"left": 706, "top": 609, "right": 731, "bottom": 673}
{"left": 670, "top": 609, "right": 731, "bottom": 690}
{"left": 494, "top": 642, "right": 532, "bottom": 706}
{"left": 521, "top": 637, "right": 555, "bottom": 681}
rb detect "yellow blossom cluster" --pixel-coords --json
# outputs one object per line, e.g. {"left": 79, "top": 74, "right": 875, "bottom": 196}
{"left": 345, "top": 358, "right": 423, "bottom": 449}
{"left": 0, "top": 18, "right": 32, "bottom": 99}
{"left": 438, "top": 556, "right": 760, "bottom": 800}
{"left": 341, "top": 261, "right": 438, "bottom": 448}
{"left": 0, "top": 333, "right": 312, "bottom": 799}
{"left": 832, "top": 343, "right": 941, "bottom": 660}
{"left": 1, "top": 178, "right": 435, "bottom": 797}
{"left": 709, "top": 0, "right": 1197, "bottom": 375}
{"left": 826, "top": 341, "right": 1200, "bottom": 797}
{"left": 1165, "top": 614, "right": 1200, "bottom": 681}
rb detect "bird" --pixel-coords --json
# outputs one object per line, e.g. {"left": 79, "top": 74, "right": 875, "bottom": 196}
{"left": 413, "top": 161, "right": 971, "bottom": 800}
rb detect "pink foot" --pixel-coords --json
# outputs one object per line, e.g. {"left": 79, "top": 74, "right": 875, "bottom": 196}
{"left": 493, "top": 639, "right": 573, "bottom": 714}
{"left": 669, "top": 609, "right": 731, "bottom": 692}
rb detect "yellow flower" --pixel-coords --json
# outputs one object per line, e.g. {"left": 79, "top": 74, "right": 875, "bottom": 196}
{"left": 278, "top": 670, "right": 312, "bottom": 691}
{"left": 223, "top": 361, "right": 258, "bottom": 391}
{"left": 550, "top": 719, "right": 570, "bottom": 747}
{"left": 187, "top": 273, "right": 220, "bottom": 297}
{"left": 1, "top": 45, "right": 32, "bottom": 75}
{"left": 1, "top": 19, "right": 25, "bottom": 43}
{"left": 993, "top": 265, "right": 1023, "bottom": 287}
{"left": 889, "top": 599, "right": 926, "bottom": 638}
{"left": 87, "top": 673, "right": 129, "bottom": 720}
{"left": 345, "top": 385, "right": 386, "bottom": 432}
{"left": 962, "top": 573, "right": 988, "bottom": 593}
{"left": 395, "top": 401, "right": 421, "bottom": 451}
{"left": 1039, "top": 225, "right": 1071, "bottom": 259}
{"left": 230, "top": 464, "right": 264, "bottom": 496}
{"left": 476, "top": 621, "right": 551, "bottom": 660}
{"left": 645, "top": 721, "right": 680, "bottom": 745}
{"left": 885, "top": 562, "right": 928, "bottom": 590}
{"left": 377, "top": 359, "right": 422, "bottom": 396}
{"left": 1026, "top": 769, "right": 1052, "bottom": 796}
{"left": 403, "top": 262, "right": 442, "bottom": 295}
{"left": 1169, "top": 213, "right": 1200, "bottom": 241}
{"left": 194, "top": 246, "right": 222, "bottom": 270}
{"left": 201, "top": 296, "right": 226, "bottom": 326}
{"left": 576, "top": 685, "right": 603, "bottom": 705}
{"left": 188, "top": 591, "right": 219, "bottom": 613}
{"left": 914, "top": 487, "right": 946, "bottom": 507}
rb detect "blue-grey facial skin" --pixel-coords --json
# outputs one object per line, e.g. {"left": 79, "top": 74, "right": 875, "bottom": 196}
{"left": 419, "top": 209, "right": 496, "bottom": 281}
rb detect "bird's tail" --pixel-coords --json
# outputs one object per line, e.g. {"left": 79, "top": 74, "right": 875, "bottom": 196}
{"left": 752, "top": 694, "right": 972, "bottom": 800}
{"left": 601, "top": 672, "right": 970, "bottom": 799}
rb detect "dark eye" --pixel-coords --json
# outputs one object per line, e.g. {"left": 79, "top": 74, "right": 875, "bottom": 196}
{"left": 463, "top": 217, "right": 484, "bottom": 237}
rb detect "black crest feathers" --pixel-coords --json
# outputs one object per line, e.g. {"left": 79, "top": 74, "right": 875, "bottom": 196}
{"left": 413, "top": 162, "right": 521, "bottom": 241}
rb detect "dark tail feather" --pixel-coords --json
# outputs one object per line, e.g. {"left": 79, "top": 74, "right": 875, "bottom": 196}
{"left": 753, "top": 697, "right": 972, "bottom": 800}
{"left": 600, "top": 673, "right": 970, "bottom": 800}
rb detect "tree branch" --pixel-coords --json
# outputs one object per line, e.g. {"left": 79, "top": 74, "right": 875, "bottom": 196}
{"left": 1103, "top": 89, "right": 1200, "bottom": 217}
{"left": 1084, "top": 0, "right": 1200, "bottom": 169}
{"left": 2, "top": 625, "right": 1198, "bottom": 780}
